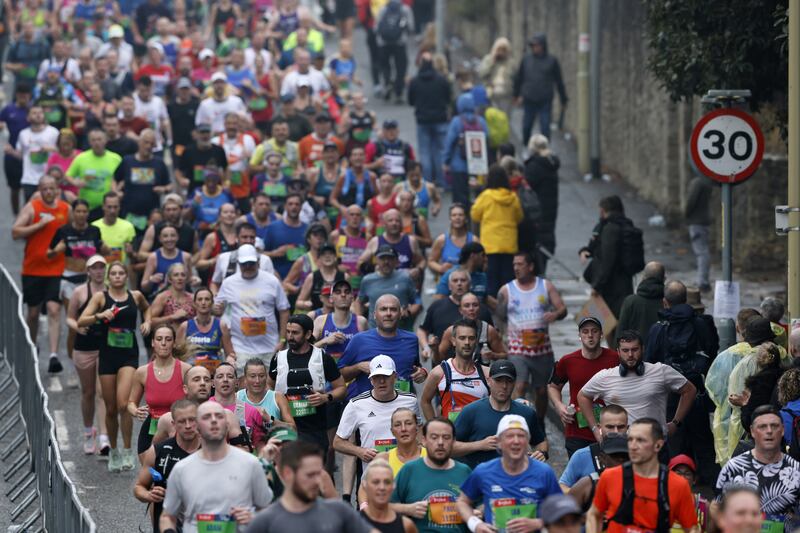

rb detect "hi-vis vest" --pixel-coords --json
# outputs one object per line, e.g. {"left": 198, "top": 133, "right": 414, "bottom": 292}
{"left": 274, "top": 346, "right": 326, "bottom": 393}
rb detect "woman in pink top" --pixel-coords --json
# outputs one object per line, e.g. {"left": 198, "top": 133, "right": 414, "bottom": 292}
{"left": 47, "top": 129, "right": 82, "bottom": 195}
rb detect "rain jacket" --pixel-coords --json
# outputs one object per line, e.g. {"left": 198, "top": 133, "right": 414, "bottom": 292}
{"left": 443, "top": 93, "right": 488, "bottom": 174}
{"left": 470, "top": 187, "right": 523, "bottom": 255}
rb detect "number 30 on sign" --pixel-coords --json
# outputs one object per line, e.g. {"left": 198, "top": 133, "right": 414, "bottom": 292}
{"left": 690, "top": 108, "right": 764, "bottom": 184}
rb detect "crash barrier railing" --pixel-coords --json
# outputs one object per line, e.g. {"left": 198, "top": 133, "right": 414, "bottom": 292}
{"left": 0, "top": 264, "right": 97, "bottom": 532}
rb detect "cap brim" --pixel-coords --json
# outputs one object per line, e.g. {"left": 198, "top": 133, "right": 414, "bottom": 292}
{"left": 369, "top": 370, "right": 395, "bottom": 378}
{"left": 491, "top": 372, "right": 516, "bottom": 380}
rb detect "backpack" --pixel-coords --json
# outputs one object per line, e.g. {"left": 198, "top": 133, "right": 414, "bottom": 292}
{"left": 377, "top": 2, "right": 407, "bottom": 44}
{"left": 439, "top": 360, "right": 489, "bottom": 414}
{"left": 458, "top": 116, "right": 484, "bottom": 161}
{"left": 787, "top": 410, "right": 800, "bottom": 461}
{"left": 612, "top": 218, "right": 645, "bottom": 275}
{"left": 655, "top": 317, "right": 711, "bottom": 382}
{"left": 517, "top": 185, "right": 542, "bottom": 226}
{"left": 610, "top": 462, "right": 671, "bottom": 533}
{"left": 485, "top": 107, "right": 510, "bottom": 148}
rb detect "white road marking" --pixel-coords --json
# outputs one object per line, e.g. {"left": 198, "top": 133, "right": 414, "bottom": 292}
{"left": 53, "top": 410, "right": 71, "bottom": 451}
{"left": 48, "top": 377, "right": 63, "bottom": 392}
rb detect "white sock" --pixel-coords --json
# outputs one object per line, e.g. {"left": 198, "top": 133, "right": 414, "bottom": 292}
{"left": 49, "top": 352, "right": 58, "bottom": 359}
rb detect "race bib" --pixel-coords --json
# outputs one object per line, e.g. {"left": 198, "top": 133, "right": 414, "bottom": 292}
{"left": 29, "top": 150, "right": 48, "bottom": 164}
{"left": 325, "top": 205, "right": 339, "bottom": 220}
{"left": 349, "top": 275, "right": 362, "bottom": 290}
{"left": 125, "top": 213, "right": 148, "bottom": 231}
{"left": 762, "top": 519, "right": 785, "bottom": 533}
{"left": 193, "top": 355, "right": 222, "bottom": 374}
{"left": 447, "top": 408, "right": 461, "bottom": 422}
{"left": 249, "top": 97, "right": 268, "bottom": 111}
{"left": 240, "top": 316, "right": 267, "bottom": 337}
{"left": 521, "top": 329, "right": 547, "bottom": 348}
{"left": 148, "top": 416, "right": 159, "bottom": 436}
{"left": 229, "top": 170, "right": 243, "bottom": 186}
{"left": 130, "top": 167, "right": 155, "bottom": 184}
{"left": 374, "top": 438, "right": 396, "bottom": 453}
{"left": 45, "top": 108, "right": 63, "bottom": 124}
{"left": 429, "top": 495, "right": 462, "bottom": 525}
{"left": 107, "top": 327, "right": 133, "bottom": 348}
{"left": 193, "top": 166, "right": 207, "bottom": 183}
{"left": 20, "top": 66, "right": 37, "bottom": 78}
{"left": 174, "top": 144, "right": 185, "bottom": 157}
{"left": 286, "top": 395, "right": 316, "bottom": 417}
{"left": 262, "top": 182, "right": 287, "bottom": 198}
{"left": 416, "top": 206, "right": 429, "bottom": 218}
{"left": 394, "top": 379, "right": 411, "bottom": 393}
{"left": 286, "top": 246, "right": 306, "bottom": 262}
{"left": 576, "top": 404, "right": 602, "bottom": 429}
{"left": 195, "top": 513, "right": 236, "bottom": 533}
{"left": 105, "top": 247, "right": 123, "bottom": 264}
{"left": 492, "top": 498, "right": 537, "bottom": 530}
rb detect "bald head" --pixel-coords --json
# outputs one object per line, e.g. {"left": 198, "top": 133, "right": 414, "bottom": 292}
{"left": 643, "top": 261, "right": 665, "bottom": 282}
{"left": 375, "top": 294, "right": 401, "bottom": 310}
{"left": 664, "top": 280, "right": 687, "bottom": 307}
{"left": 790, "top": 329, "right": 800, "bottom": 358}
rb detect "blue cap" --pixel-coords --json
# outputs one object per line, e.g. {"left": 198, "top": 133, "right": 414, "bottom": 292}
{"left": 471, "top": 85, "right": 490, "bottom": 107}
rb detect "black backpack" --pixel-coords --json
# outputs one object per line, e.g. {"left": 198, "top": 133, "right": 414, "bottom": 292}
{"left": 787, "top": 410, "right": 800, "bottom": 460}
{"left": 439, "top": 360, "right": 489, "bottom": 413}
{"left": 610, "top": 462, "right": 671, "bottom": 533}
{"left": 655, "top": 317, "right": 711, "bottom": 381}
{"left": 518, "top": 185, "right": 542, "bottom": 226}
{"left": 377, "top": 2, "right": 407, "bottom": 44}
{"left": 613, "top": 219, "right": 645, "bottom": 275}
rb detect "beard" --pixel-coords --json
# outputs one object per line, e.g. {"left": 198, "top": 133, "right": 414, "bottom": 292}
{"left": 291, "top": 482, "right": 317, "bottom": 504}
{"left": 427, "top": 450, "right": 450, "bottom": 467}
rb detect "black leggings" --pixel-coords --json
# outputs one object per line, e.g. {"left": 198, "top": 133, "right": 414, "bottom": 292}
{"left": 380, "top": 43, "right": 408, "bottom": 98}
{"left": 365, "top": 27, "right": 381, "bottom": 85}
{"left": 137, "top": 414, "right": 155, "bottom": 455}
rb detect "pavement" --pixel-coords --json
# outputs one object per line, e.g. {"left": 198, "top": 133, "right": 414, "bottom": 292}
{"left": 0, "top": 26, "right": 786, "bottom": 533}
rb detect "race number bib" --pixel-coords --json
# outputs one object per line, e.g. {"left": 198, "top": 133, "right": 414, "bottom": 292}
{"left": 394, "top": 379, "right": 411, "bottom": 393}
{"left": 195, "top": 513, "right": 236, "bottom": 533}
{"left": 193, "top": 355, "right": 222, "bottom": 374}
{"left": 429, "top": 495, "right": 462, "bottom": 525}
{"left": 125, "top": 213, "right": 148, "bottom": 231}
{"left": 447, "top": 408, "right": 461, "bottom": 422}
{"left": 286, "top": 395, "right": 316, "bottom": 417}
{"left": 240, "top": 317, "right": 267, "bottom": 337}
{"left": 29, "top": 150, "right": 48, "bottom": 164}
{"left": 492, "top": 498, "right": 537, "bottom": 530}
{"left": 107, "top": 327, "right": 133, "bottom": 348}
{"left": 374, "top": 438, "right": 397, "bottom": 453}
{"left": 229, "top": 170, "right": 243, "bottom": 186}
{"left": 576, "top": 404, "right": 602, "bottom": 429}
{"left": 521, "top": 329, "right": 547, "bottom": 348}
{"left": 148, "top": 416, "right": 159, "bottom": 436}
{"left": 285, "top": 246, "right": 306, "bottom": 262}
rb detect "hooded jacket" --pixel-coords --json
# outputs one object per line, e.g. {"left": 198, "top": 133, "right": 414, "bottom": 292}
{"left": 443, "top": 93, "right": 489, "bottom": 173}
{"left": 470, "top": 187, "right": 523, "bottom": 255}
{"left": 615, "top": 277, "right": 664, "bottom": 347}
{"left": 524, "top": 152, "right": 560, "bottom": 230}
{"left": 513, "top": 33, "right": 568, "bottom": 105}
{"left": 408, "top": 60, "right": 452, "bottom": 124}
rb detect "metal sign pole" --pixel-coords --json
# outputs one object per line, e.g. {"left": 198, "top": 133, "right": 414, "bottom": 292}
{"left": 719, "top": 180, "right": 736, "bottom": 350}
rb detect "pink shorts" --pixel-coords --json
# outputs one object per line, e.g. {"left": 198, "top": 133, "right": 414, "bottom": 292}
{"left": 73, "top": 349, "right": 99, "bottom": 371}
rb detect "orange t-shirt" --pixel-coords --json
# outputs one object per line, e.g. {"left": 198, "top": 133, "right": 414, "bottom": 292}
{"left": 593, "top": 465, "right": 698, "bottom": 533}
{"left": 22, "top": 198, "right": 70, "bottom": 277}
{"left": 298, "top": 134, "right": 344, "bottom": 169}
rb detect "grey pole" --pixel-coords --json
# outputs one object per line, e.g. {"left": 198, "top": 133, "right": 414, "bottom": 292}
{"left": 719, "top": 181, "right": 735, "bottom": 350}
{"left": 435, "top": 0, "right": 445, "bottom": 55}
{"left": 589, "top": 0, "right": 602, "bottom": 180}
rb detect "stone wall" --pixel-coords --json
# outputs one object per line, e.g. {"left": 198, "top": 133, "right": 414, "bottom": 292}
{"left": 448, "top": 0, "right": 788, "bottom": 271}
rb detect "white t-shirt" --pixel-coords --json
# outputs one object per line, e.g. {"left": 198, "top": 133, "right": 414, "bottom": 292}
{"left": 215, "top": 270, "right": 290, "bottom": 356}
{"left": 37, "top": 57, "right": 82, "bottom": 83}
{"left": 162, "top": 446, "right": 272, "bottom": 533}
{"left": 195, "top": 96, "right": 247, "bottom": 134}
{"left": 211, "top": 251, "right": 274, "bottom": 285}
{"left": 96, "top": 41, "right": 135, "bottom": 73}
{"left": 336, "top": 391, "right": 421, "bottom": 469}
{"left": 213, "top": 132, "right": 256, "bottom": 173}
{"left": 579, "top": 362, "right": 688, "bottom": 429}
{"left": 132, "top": 94, "right": 169, "bottom": 151}
{"left": 244, "top": 48, "right": 272, "bottom": 72}
{"left": 17, "top": 126, "right": 59, "bottom": 186}
{"left": 280, "top": 67, "right": 331, "bottom": 96}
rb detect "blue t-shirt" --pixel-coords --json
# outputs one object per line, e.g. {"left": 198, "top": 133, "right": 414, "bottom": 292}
{"left": 193, "top": 190, "right": 233, "bottom": 228}
{"left": 263, "top": 219, "right": 308, "bottom": 277}
{"left": 329, "top": 57, "right": 357, "bottom": 81}
{"left": 460, "top": 457, "right": 562, "bottom": 527}
{"left": 337, "top": 329, "right": 420, "bottom": 400}
{"left": 225, "top": 66, "right": 259, "bottom": 90}
{"left": 454, "top": 398, "right": 546, "bottom": 469}
{"left": 558, "top": 445, "right": 595, "bottom": 488}
{"left": 436, "top": 267, "right": 488, "bottom": 301}
{"left": 0, "top": 104, "right": 30, "bottom": 147}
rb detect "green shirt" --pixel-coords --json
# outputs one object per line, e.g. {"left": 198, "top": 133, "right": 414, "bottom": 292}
{"left": 92, "top": 218, "right": 135, "bottom": 263}
{"left": 67, "top": 150, "right": 122, "bottom": 209}
{"left": 392, "top": 457, "right": 472, "bottom": 533}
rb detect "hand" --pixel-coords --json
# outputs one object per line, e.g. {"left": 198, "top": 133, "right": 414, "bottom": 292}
{"left": 579, "top": 250, "right": 591, "bottom": 264}
{"left": 407, "top": 501, "right": 428, "bottom": 519}
{"left": 441, "top": 262, "right": 453, "bottom": 271}
{"left": 229, "top": 506, "right": 254, "bottom": 525}
{"left": 212, "top": 303, "right": 225, "bottom": 316}
{"left": 557, "top": 403, "right": 575, "bottom": 426}
{"left": 529, "top": 450, "right": 546, "bottom": 462}
{"left": 421, "top": 345, "right": 432, "bottom": 360}
{"left": 135, "top": 405, "right": 149, "bottom": 421}
{"left": 3, "top": 144, "right": 12, "bottom": 154}
{"left": 97, "top": 309, "right": 116, "bottom": 322}
{"left": 592, "top": 425, "right": 604, "bottom": 442}
{"left": 543, "top": 311, "right": 558, "bottom": 323}
{"left": 149, "top": 273, "right": 164, "bottom": 285}
{"left": 260, "top": 437, "right": 281, "bottom": 462}
{"left": 306, "top": 391, "right": 328, "bottom": 407}
{"left": 134, "top": 34, "right": 144, "bottom": 45}
{"left": 140, "top": 321, "right": 151, "bottom": 336}
{"left": 728, "top": 391, "right": 750, "bottom": 407}
{"left": 148, "top": 486, "right": 165, "bottom": 503}
{"left": 480, "top": 435, "right": 498, "bottom": 451}
{"left": 475, "top": 522, "right": 498, "bottom": 533}
{"left": 226, "top": 354, "right": 237, "bottom": 365}
{"left": 356, "top": 361, "right": 372, "bottom": 375}
{"left": 77, "top": 326, "right": 89, "bottom": 335}
{"left": 513, "top": 96, "right": 522, "bottom": 106}
{"left": 190, "top": 275, "right": 202, "bottom": 287}
{"left": 322, "top": 331, "right": 347, "bottom": 346}
{"left": 400, "top": 306, "right": 410, "bottom": 319}
{"left": 506, "top": 517, "right": 543, "bottom": 533}
{"left": 172, "top": 309, "right": 189, "bottom": 321}
{"left": 359, "top": 447, "right": 378, "bottom": 463}
{"left": 667, "top": 421, "right": 678, "bottom": 437}
{"left": 410, "top": 365, "right": 427, "bottom": 383}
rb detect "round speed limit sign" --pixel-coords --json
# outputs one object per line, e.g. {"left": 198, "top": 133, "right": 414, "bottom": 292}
{"left": 690, "top": 108, "right": 764, "bottom": 184}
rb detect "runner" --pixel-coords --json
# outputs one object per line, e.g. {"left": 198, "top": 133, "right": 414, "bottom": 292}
{"left": 295, "top": 243, "right": 346, "bottom": 312}
{"left": 146, "top": 263, "right": 196, "bottom": 327}
{"left": 236, "top": 358, "right": 295, "bottom": 427}
{"left": 210, "top": 222, "right": 275, "bottom": 294}
{"left": 236, "top": 193, "right": 277, "bottom": 247}
{"left": 177, "top": 287, "right": 235, "bottom": 373}
{"left": 13, "top": 105, "right": 59, "bottom": 201}
{"left": 66, "top": 129, "right": 123, "bottom": 218}
{"left": 91, "top": 192, "right": 136, "bottom": 265}
{"left": 393, "top": 161, "right": 440, "bottom": 219}
{"left": 436, "top": 293, "right": 506, "bottom": 364}
{"left": 11, "top": 174, "right": 70, "bottom": 372}
{"left": 0, "top": 84, "right": 33, "bottom": 215}
{"left": 140, "top": 225, "right": 193, "bottom": 296}
{"left": 360, "top": 460, "right": 418, "bottom": 533}
{"left": 210, "top": 363, "right": 269, "bottom": 451}
{"left": 263, "top": 194, "right": 309, "bottom": 278}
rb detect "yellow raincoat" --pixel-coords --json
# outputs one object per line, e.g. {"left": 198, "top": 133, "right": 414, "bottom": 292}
{"left": 706, "top": 342, "right": 752, "bottom": 464}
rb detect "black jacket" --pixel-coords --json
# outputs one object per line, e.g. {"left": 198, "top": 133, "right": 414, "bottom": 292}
{"left": 581, "top": 214, "right": 633, "bottom": 317}
{"left": 524, "top": 153, "right": 560, "bottom": 232}
{"left": 513, "top": 34, "right": 567, "bottom": 104}
{"left": 685, "top": 176, "right": 712, "bottom": 226}
{"left": 408, "top": 62, "right": 452, "bottom": 124}
{"left": 616, "top": 277, "right": 664, "bottom": 345}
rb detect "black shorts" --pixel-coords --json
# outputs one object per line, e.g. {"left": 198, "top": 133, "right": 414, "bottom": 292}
{"left": 22, "top": 275, "right": 62, "bottom": 307}
{"left": 98, "top": 352, "right": 139, "bottom": 375}
{"left": 326, "top": 399, "right": 346, "bottom": 430}
{"left": 335, "top": 0, "right": 355, "bottom": 19}
{"left": 4, "top": 155, "right": 22, "bottom": 189}
{"left": 137, "top": 414, "right": 155, "bottom": 455}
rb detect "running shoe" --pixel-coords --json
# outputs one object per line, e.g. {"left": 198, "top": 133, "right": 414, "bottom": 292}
{"left": 48, "top": 355, "right": 63, "bottom": 373}
{"left": 121, "top": 448, "right": 136, "bottom": 471}
{"left": 83, "top": 428, "right": 96, "bottom": 455}
{"left": 97, "top": 434, "right": 111, "bottom": 458}
{"left": 108, "top": 448, "right": 122, "bottom": 473}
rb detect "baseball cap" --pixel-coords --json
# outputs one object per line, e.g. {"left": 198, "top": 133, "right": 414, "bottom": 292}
{"left": 46, "top": 63, "right": 62, "bottom": 73}
{"left": 211, "top": 71, "right": 228, "bottom": 83}
{"left": 496, "top": 414, "right": 529, "bottom": 437}
{"left": 540, "top": 495, "right": 582, "bottom": 526}
{"left": 86, "top": 255, "right": 107, "bottom": 269}
{"left": 578, "top": 316, "right": 602, "bottom": 330}
{"left": 319, "top": 243, "right": 337, "bottom": 256}
{"left": 489, "top": 359, "right": 517, "bottom": 380}
{"left": 322, "top": 141, "right": 339, "bottom": 151}
{"left": 320, "top": 285, "right": 332, "bottom": 296}
{"left": 268, "top": 426, "right": 298, "bottom": 442}
{"left": 196, "top": 123, "right": 212, "bottom": 132}
{"left": 332, "top": 278, "right": 352, "bottom": 292}
{"left": 383, "top": 119, "right": 398, "bottom": 129}
{"left": 471, "top": 85, "right": 490, "bottom": 107}
{"left": 176, "top": 77, "right": 192, "bottom": 89}
{"left": 668, "top": 454, "right": 697, "bottom": 473}
{"left": 314, "top": 113, "right": 333, "bottom": 123}
{"left": 375, "top": 244, "right": 398, "bottom": 259}
{"left": 199, "top": 48, "right": 214, "bottom": 60}
{"left": 744, "top": 316, "right": 775, "bottom": 346}
{"left": 108, "top": 24, "right": 124, "bottom": 38}
{"left": 600, "top": 432, "right": 629, "bottom": 455}
{"left": 237, "top": 244, "right": 259, "bottom": 263}
{"left": 297, "top": 76, "right": 311, "bottom": 88}
{"left": 148, "top": 41, "right": 165, "bottom": 55}
{"left": 368, "top": 355, "right": 396, "bottom": 378}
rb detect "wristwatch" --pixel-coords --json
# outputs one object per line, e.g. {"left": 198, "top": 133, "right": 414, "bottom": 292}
{"left": 327, "top": 393, "right": 334, "bottom": 403}
{"left": 671, "top": 419, "right": 683, "bottom": 427}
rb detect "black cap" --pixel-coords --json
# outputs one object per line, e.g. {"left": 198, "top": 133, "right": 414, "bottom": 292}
{"left": 600, "top": 432, "right": 629, "bottom": 455}
{"left": 280, "top": 93, "right": 296, "bottom": 103}
{"left": 375, "top": 244, "right": 398, "bottom": 259}
{"left": 489, "top": 360, "right": 517, "bottom": 380}
{"left": 322, "top": 141, "right": 339, "bottom": 151}
{"left": 287, "top": 313, "right": 314, "bottom": 333}
{"left": 383, "top": 119, "right": 398, "bottom": 128}
{"left": 540, "top": 495, "right": 582, "bottom": 526}
{"left": 332, "top": 278, "right": 352, "bottom": 291}
{"left": 744, "top": 316, "right": 776, "bottom": 346}
{"left": 306, "top": 222, "right": 328, "bottom": 237}
{"left": 196, "top": 123, "right": 212, "bottom": 132}
{"left": 319, "top": 243, "right": 337, "bottom": 256}
{"left": 315, "top": 113, "right": 333, "bottom": 123}
{"left": 578, "top": 316, "right": 602, "bottom": 330}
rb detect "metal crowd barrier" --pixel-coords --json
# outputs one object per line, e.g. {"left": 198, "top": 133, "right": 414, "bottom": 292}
{"left": 0, "top": 264, "right": 97, "bottom": 532}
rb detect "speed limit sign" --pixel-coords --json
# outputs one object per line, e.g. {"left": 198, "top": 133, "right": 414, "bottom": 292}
{"left": 690, "top": 108, "right": 764, "bottom": 184}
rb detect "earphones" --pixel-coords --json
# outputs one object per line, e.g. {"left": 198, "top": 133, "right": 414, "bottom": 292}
{"left": 618, "top": 360, "right": 645, "bottom": 377}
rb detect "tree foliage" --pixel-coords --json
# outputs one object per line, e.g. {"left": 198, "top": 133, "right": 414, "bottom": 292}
{"left": 643, "top": 0, "right": 788, "bottom": 108}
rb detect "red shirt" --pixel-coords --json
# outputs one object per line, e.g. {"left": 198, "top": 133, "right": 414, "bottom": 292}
{"left": 551, "top": 347, "right": 618, "bottom": 441}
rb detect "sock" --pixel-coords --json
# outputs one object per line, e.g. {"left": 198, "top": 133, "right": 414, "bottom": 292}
{"left": 342, "top": 494, "right": 351, "bottom": 503}
{"left": 84, "top": 427, "right": 93, "bottom": 434}
{"left": 49, "top": 352, "right": 58, "bottom": 359}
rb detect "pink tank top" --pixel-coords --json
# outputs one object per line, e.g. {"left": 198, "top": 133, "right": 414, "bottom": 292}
{"left": 145, "top": 359, "right": 185, "bottom": 418}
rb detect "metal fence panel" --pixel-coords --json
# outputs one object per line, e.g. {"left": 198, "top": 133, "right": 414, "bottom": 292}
{"left": 0, "top": 265, "right": 97, "bottom": 532}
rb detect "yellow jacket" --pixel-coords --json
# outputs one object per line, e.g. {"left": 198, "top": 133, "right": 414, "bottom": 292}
{"left": 470, "top": 188, "right": 523, "bottom": 255}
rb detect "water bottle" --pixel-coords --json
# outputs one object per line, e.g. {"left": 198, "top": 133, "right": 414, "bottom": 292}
{"left": 565, "top": 404, "right": 576, "bottom": 416}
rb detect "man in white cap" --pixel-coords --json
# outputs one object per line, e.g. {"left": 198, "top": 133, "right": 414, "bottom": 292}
{"left": 195, "top": 72, "right": 247, "bottom": 135}
{"left": 333, "top": 355, "right": 420, "bottom": 470}
{"left": 214, "top": 244, "right": 290, "bottom": 372}
{"left": 97, "top": 25, "right": 134, "bottom": 74}
{"left": 456, "top": 414, "right": 562, "bottom": 533}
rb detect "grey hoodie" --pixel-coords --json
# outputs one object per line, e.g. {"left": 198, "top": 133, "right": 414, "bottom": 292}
{"left": 513, "top": 33, "right": 568, "bottom": 105}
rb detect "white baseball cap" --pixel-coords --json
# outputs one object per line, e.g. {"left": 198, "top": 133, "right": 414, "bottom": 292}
{"left": 86, "top": 255, "right": 107, "bottom": 269}
{"left": 368, "top": 355, "right": 396, "bottom": 378}
{"left": 108, "top": 24, "right": 124, "bottom": 38}
{"left": 199, "top": 48, "right": 214, "bottom": 60}
{"left": 237, "top": 244, "right": 259, "bottom": 264}
{"left": 147, "top": 41, "right": 164, "bottom": 55}
{"left": 496, "top": 414, "right": 530, "bottom": 438}
{"left": 211, "top": 71, "right": 228, "bottom": 83}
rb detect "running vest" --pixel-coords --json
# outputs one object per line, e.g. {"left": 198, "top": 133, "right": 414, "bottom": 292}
{"left": 387, "top": 447, "right": 427, "bottom": 477}
{"left": 74, "top": 283, "right": 102, "bottom": 351}
{"left": 144, "top": 359, "right": 185, "bottom": 417}
{"left": 309, "top": 269, "right": 346, "bottom": 310}
{"left": 506, "top": 277, "right": 554, "bottom": 358}
{"left": 100, "top": 290, "right": 139, "bottom": 357}
{"left": 154, "top": 248, "right": 184, "bottom": 286}
{"left": 338, "top": 168, "right": 373, "bottom": 208}
{"left": 336, "top": 232, "right": 368, "bottom": 275}
{"left": 441, "top": 232, "right": 474, "bottom": 266}
{"left": 378, "top": 234, "right": 413, "bottom": 269}
{"left": 378, "top": 140, "right": 409, "bottom": 176}
{"left": 273, "top": 346, "right": 326, "bottom": 394}
{"left": 349, "top": 110, "right": 374, "bottom": 142}
{"left": 185, "top": 317, "right": 223, "bottom": 372}
{"left": 321, "top": 312, "right": 360, "bottom": 360}
{"left": 610, "top": 462, "right": 671, "bottom": 533}
{"left": 438, "top": 358, "right": 489, "bottom": 420}
{"left": 22, "top": 198, "right": 69, "bottom": 276}
{"left": 151, "top": 437, "right": 192, "bottom": 532}
{"left": 403, "top": 181, "right": 430, "bottom": 216}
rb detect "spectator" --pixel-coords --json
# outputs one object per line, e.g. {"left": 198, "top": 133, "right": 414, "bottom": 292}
{"left": 524, "top": 133, "right": 560, "bottom": 275}
{"left": 685, "top": 174, "right": 712, "bottom": 292}
{"left": 443, "top": 93, "right": 488, "bottom": 207}
{"left": 616, "top": 262, "right": 665, "bottom": 346}
{"left": 477, "top": 37, "right": 515, "bottom": 116}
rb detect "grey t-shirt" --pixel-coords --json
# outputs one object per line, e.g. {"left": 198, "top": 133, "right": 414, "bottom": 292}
{"left": 162, "top": 446, "right": 273, "bottom": 533}
{"left": 244, "top": 499, "right": 373, "bottom": 532}
{"left": 359, "top": 270, "right": 417, "bottom": 327}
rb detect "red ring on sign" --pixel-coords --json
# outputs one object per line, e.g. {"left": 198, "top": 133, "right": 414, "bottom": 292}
{"left": 690, "top": 108, "right": 764, "bottom": 184}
